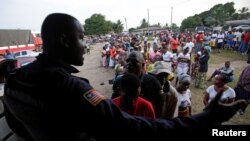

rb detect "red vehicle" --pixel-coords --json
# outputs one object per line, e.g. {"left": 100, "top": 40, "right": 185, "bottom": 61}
{"left": 0, "top": 29, "right": 43, "bottom": 55}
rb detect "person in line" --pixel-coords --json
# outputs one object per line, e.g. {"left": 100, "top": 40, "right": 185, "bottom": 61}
{"left": 112, "top": 73, "right": 155, "bottom": 119}
{"left": 234, "top": 63, "right": 250, "bottom": 114}
{"left": 3, "top": 13, "right": 248, "bottom": 141}
{"left": 162, "top": 46, "right": 173, "bottom": 72}
{"left": 248, "top": 40, "right": 250, "bottom": 63}
{"left": 183, "top": 37, "right": 194, "bottom": 58}
{"left": 175, "top": 46, "right": 190, "bottom": 86}
{"left": 112, "top": 51, "right": 164, "bottom": 118}
{"left": 195, "top": 46, "right": 210, "bottom": 89}
{"left": 101, "top": 46, "right": 107, "bottom": 67}
{"left": 191, "top": 51, "right": 201, "bottom": 79}
{"left": 148, "top": 61, "right": 178, "bottom": 118}
{"left": 176, "top": 74, "right": 192, "bottom": 117}
{"left": 207, "top": 61, "right": 234, "bottom": 82}
{"left": 216, "top": 31, "right": 225, "bottom": 53}
{"left": 170, "top": 35, "right": 179, "bottom": 54}
{"left": 203, "top": 73, "right": 236, "bottom": 106}
{"left": 194, "top": 31, "right": 204, "bottom": 54}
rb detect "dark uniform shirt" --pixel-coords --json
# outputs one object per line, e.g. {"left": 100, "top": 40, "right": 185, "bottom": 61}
{"left": 4, "top": 54, "right": 214, "bottom": 141}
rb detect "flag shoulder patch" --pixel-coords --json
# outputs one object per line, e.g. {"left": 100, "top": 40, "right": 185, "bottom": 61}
{"left": 83, "top": 90, "right": 106, "bottom": 106}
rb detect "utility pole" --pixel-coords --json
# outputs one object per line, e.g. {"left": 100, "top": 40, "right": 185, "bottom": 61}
{"left": 147, "top": 8, "right": 149, "bottom": 26}
{"left": 125, "top": 17, "right": 127, "bottom": 31}
{"left": 171, "top": 6, "right": 173, "bottom": 31}
{"left": 123, "top": 16, "right": 127, "bottom": 31}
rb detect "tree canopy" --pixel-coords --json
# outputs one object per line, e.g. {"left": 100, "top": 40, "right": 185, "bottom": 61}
{"left": 140, "top": 18, "right": 149, "bottom": 28}
{"left": 180, "top": 2, "right": 250, "bottom": 31}
{"left": 112, "top": 20, "right": 124, "bottom": 33}
{"left": 84, "top": 2, "right": 250, "bottom": 34}
{"left": 84, "top": 14, "right": 124, "bottom": 35}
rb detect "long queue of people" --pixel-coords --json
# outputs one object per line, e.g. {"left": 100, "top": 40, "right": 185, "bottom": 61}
{"left": 99, "top": 32, "right": 249, "bottom": 119}
{"left": 2, "top": 13, "right": 249, "bottom": 140}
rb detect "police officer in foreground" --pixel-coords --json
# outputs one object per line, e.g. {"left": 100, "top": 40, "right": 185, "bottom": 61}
{"left": 3, "top": 13, "right": 248, "bottom": 141}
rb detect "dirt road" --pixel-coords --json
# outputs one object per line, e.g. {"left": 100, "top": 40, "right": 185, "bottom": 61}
{"left": 74, "top": 43, "right": 114, "bottom": 98}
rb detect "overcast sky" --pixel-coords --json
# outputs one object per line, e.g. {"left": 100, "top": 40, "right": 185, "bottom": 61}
{"left": 0, "top": 0, "right": 249, "bottom": 31}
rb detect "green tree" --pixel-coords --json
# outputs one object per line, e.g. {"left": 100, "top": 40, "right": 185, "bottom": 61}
{"left": 180, "top": 16, "right": 202, "bottom": 31}
{"left": 171, "top": 23, "right": 179, "bottom": 32}
{"left": 199, "top": 10, "right": 210, "bottom": 25}
{"left": 164, "top": 23, "right": 169, "bottom": 28}
{"left": 232, "top": 13, "right": 240, "bottom": 20}
{"left": 84, "top": 14, "right": 112, "bottom": 35}
{"left": 204, "top": 16, "right": 216, "bottom": 26}
{"left": 157, "top": 22, "right": 161, "bottom": 27}
{"left": 238, "top": 7, "right": 250, "bottom": 19}
{"left": 209, "top": 2, "right": 235, "bottom": 26}
{"left": 223, "top": 2, "right": 236, "bottom": 17}
{"left": 180, "top": 2, "right": 237, "bottom": 29}
{"left": 140, "top": 18, "right": 149, "bottom": 28}
{"left": 210, "top": 4, "right": 225, "bottom": 25}
{"left": 112, "top": 20, "right": 124, "bottom": 33}
{"left": 239, "top": 7, "right": 249, "bottom": 14}
{"left": 128, "top": 28, "right": 136, "bottom": 33}
{"left": 104, "top": 21, "right": 113, "bottom": 33}
{"left": 193, "top": 15, "right": 203, "bottom": 26}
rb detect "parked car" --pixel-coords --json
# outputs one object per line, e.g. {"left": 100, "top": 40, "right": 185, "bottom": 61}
{"left": 13, "top": 50, "right": 41, "bottom": 58}
{"left": 233, "top": 25, "right": 250, "bottom": 31}
{"left": 15, "top": 56, "right": 36, "bottom": 68}
{"left": 0, "top": 56, "right": 36, "bottom": 96}
{"left": 195, "top": 26, "right": 212, "bottom": 33}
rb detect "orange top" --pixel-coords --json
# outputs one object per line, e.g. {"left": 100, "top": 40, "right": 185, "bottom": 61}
{"left": 109, "top": 48, "right": 116, "bottom": 58}
{"left": 171, "top": 38, "right": 179, "bottom": 49}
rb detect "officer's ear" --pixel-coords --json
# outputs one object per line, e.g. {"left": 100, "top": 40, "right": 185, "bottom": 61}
{"left": 59, "top": 34, "right": 70, "bottom": 48}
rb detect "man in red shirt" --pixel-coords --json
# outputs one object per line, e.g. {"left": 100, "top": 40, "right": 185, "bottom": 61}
{"left": 171, "top": 35, "right": 179, "bottom": 53}
{"left": 112, "top": 73, "right": 156, "bottom": 119}
{"left": 195, "top": 31, "right": 204, "bottom": 53}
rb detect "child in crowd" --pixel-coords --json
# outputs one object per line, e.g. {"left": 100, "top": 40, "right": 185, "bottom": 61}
{"left": 191, "top": 51, "right": 201, "bottom": 79}
{"left": 112, "top": 73, "right": 156, "bottom": 119}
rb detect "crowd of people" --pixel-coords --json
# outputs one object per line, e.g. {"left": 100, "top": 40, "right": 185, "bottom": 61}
{"left": 1, "top": 13, "right": 249, "bottom": 141}
{"left": 99, "top": 27, "right": 250, "bottom": 118}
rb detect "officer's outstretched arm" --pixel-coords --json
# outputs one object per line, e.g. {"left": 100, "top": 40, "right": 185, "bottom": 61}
{"left": 83, "top": 90, "right": 248, "bottom": 140}
{"left": 203, "top": 91, "right": 248, "bottom": 124}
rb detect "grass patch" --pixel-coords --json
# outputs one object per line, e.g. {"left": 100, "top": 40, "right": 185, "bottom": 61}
{"left": 209, "top": 50, "right": 246, "bottom": 64}
{"left": 190, "top": 50, "right": 250, "bottom": 125}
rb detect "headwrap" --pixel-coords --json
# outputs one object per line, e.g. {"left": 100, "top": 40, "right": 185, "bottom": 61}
{"left": 179, "top": 74, "right": 191, "bottom": 83}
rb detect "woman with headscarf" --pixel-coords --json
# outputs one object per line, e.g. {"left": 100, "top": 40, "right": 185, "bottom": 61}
{"left": 176, "top": 74, "right": 192, "bottom": 117}
{"left": 195, "top": 46, "right": 210, "bottom": 89}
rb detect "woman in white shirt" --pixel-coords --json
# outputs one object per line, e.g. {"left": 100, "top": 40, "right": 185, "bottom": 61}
{"left": 203, "top": 73, "right": 235, "bottom": 106}
{"left": 176, "top": 74, "right": 192, "bottom": 117}
{"left": 162, "top": 47, "right": 173, "bottom": 72}
{"left": 176, "top": 47, "right": 191, "bottom": 86}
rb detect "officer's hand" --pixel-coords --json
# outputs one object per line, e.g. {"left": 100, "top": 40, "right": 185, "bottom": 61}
{"left": 203, "top": 91, "right": 248, "bottom": 124}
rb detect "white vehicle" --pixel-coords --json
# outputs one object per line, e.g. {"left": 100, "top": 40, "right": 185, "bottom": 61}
{"left": 233, "top": 25, "right": 250, "bottom": 31}
{"left": 13, "top": 50, "right": 41, "bottom": 58}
